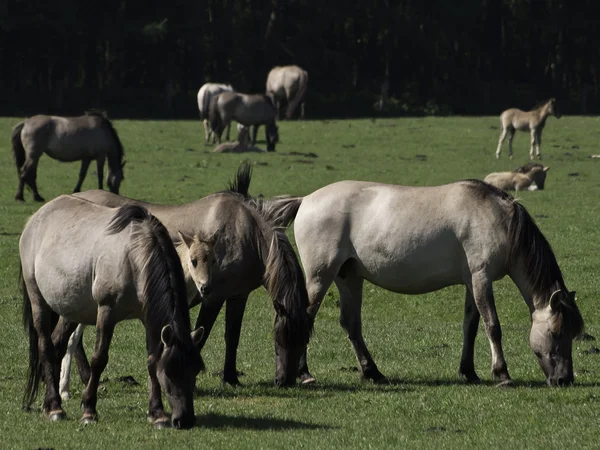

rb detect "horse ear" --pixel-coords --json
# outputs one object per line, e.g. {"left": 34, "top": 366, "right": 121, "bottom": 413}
{"left": 191, "top": 326, "right": 205, "bottom": 346}
{"left": 273, "top": 301, "right": 288, "bottom": 318}
{"left": 178, "top": 231, "right": 193, "bottom": 248}
{"left": 543, "top": 166, "right": 550, "bottom": 172}
{"left": 161, "top": 325, "right": 174, "bottom": 347}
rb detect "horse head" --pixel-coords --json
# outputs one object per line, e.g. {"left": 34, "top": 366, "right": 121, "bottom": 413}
{"left": 548, "top": 98, "right": 562, "bottom": 119}
{"left": 177, "top": 230, "right": 220, "bottom": 299}
{"left": 106, "top": 161, "right": 125, "bottom": 194}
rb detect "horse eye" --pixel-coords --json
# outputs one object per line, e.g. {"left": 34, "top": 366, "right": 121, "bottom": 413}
{"left": 191, "top": 258, "right": 198, "bottom": 267}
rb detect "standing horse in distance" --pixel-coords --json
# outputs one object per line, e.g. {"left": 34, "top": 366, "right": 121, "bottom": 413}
{"left": 496, "top": 98, "right": 561, "bottom": 160}
{"left": 197, "top": 83, "right": 235, "bottom": 143}
{"left": 71, "top": 162, "right": 312, "bottom": 387}
{"left": 58, "top": 226, "right": 220, "bottom": 400}
{"left": 209, "top": 92, "right": 279, "bottom": 151}
{"left": 266, "top": 65, "right": 309, "bottom": 120}
{"left": 485, "top": 163, "right": 550, "bottom": 191}
{"left": 20, "top": 197, "right": 204, "bottom": 428}
{"left": 259, "top": 179, "right": 584, "bottom": 387}
{"left": 11, "top": 112, "right": 125, "bottom": 202}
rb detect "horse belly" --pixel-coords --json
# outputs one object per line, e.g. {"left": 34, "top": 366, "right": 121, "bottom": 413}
{"left": 46, "top": 133, "right": 101, "bottom": 161}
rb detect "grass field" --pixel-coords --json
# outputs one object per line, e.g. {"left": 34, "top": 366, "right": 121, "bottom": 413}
{"left": 0, "top": 115, "right": 599, "bottom": 449}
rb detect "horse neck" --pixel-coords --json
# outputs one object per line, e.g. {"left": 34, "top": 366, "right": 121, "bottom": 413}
{"left": 536, "top": 103, "right": 552, "bottom": 123}
{"left": 133, "top": 221, "right": 190, "bottom": 353}
{"left": 175, "top": 243, "right": 196, "bottom": 294}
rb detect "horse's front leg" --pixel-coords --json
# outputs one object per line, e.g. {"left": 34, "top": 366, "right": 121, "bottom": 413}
{"left": 495, "top": 128, "right": 507, "bottom": 159}
{"left": 471, "top": 273, "right": 512, "bottom": 386}
{"left": 535, "top": 131, "right": 542, "bottom": 159}
{"left": 222, "top": 296, "right": 249, "bottom": 386}
{"left": 529, "top": 129, "right": 537, "bottom": 160}
{"left": 459, "top": 287, "right": 481, "bottom": 383}
{"left": 193, "top": 296, "right": 226, "bottom": 373}
{"left": 21, "top": 159, "right": 45, "bottom": 202}
{"left": 81, "top": 306, "right": 115, "bottom": 424}
{"left": 147, "top": 353, "right": 169, "bottom": 428}
{"left": 73, "top": 159, "right": 91, "bottom": 193}
{"left": 252, "top": 125, "right": 259, "bottom": 145}
{"left": 96, "top": 158, "right": 105, "bottom": 190}
{"left": 225, "top": 122, "right": 231, "bottom": 141}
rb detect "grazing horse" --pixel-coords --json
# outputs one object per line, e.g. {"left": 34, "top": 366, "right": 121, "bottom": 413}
{"left": 266, "top": 65, "right": 309, "bottom": 120}
{"left": 209, "top": 92, "right": 279, "bottom": 151}
{"left": 485, "top": 163, "right": 550, "bottom": 191}
{"left": 70, "top": 162, "right": 312, "bottom": 387}
{"left": 197, "top": 83, "right": 234, "bottom": 143}
{"left": 11, "top": 112, "right": 125, "bottom": 202}
{"left": 20, "top": 196, "right": 204, "bottom": 428}
{"left": 58, "top": 228, "right": 219, "bottom": 400}
{"left": 259, "top": 179, "right": 584, "bottom": 386}
{"left": 496, "top": 98, "right": 561, "bottom": 160}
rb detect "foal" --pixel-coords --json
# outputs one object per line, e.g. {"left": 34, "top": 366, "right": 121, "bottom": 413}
{"left": 485, "top": 163, "right": 550, "bottom": 191}
{"left": 496, "top": 98, "right": 561, "bottom": 160}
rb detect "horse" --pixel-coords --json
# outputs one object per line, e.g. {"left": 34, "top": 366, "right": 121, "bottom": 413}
{"left": 70, "top": 162, "right": 312, "bottom": 387}
{"left": 20, "top": 196, "right": 204, "bottom": 428}
{"left": 213, "top": 126, "right": 266, "bottom": 153}
{"left": 11, "top": 112, "right": 125, "bottom": 202}
{"left": 496, "top": 98, "right": 561, "bottom": 160}
{"left": 209, "top": 92, "right": 279, "bottom": 151}
{"left": 266, "top": 65, "right": 309, "bottom": 120}
{"left": 484, "top": 163, "right": 550, "bottom": 191}
{"left": 58, "top": 227, "right": 220, "bottom": 400}
{"left": 257, "top": 179, "right": 584, "bottom": 387}
{"left": 197, "top": 83, "right": 235, "bottom": 143}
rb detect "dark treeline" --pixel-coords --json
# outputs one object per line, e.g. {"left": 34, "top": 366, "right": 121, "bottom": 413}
{"left": 1, "top": 0, "right": 599, "bottom": 118}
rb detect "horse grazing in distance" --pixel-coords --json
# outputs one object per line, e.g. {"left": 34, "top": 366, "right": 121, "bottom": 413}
{"left": 496, "top": 98, "right": 561, "bottom": 160}
{"left": 209, "top": 92, "right": 279, "bottom": 151}
{"left": 485, "top": 163, "right": 550, "bottom": 191}
{"left": 197, "top": 83, "right": 235, "bottom": 143}
{"left": 20, "top": 196, "right": 204, "bottom": 428}
{"left": 11, "top": 112, "right": 125, "bottom": 202}
{"left": 258, "top": 179, "right": 584, "bottom": 387}
{"left": 266, "top": 65, "right": 309, "bottom": 120}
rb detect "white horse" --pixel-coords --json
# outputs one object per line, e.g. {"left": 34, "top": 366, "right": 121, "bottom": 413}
{"left": 259, "top": 179, "right": 584, "bottom": 387}
{"left": 197, "top": 83, "right": 234, "bottom": 143}
{"left": 266, "top": 65, "right": 309, "bottom": 120}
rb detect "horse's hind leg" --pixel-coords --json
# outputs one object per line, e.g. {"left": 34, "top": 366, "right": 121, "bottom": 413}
{"left": 96, "top": 158, "right": 105, "bottom": 190}
{"left": 470, "top": 273, "right": 512, "bottom": 386}
{"left": 225, "top": 122, "right": 231, "bottom": 141}
{"left": 335, "top": 274, "right": 386, "bottom": 383}
{"left": 73, "top": 159, "right": 91, "bottom": 192}
{"left": 496, "top": 127, "right": 508, "bottom": 159}
{"left": 222, "top": 295, "right": 248, "bottom": 385}
{"left": 81, "top": 306, "right": 115, "bottom": 424}
{"left": 529, "top": 129, "right": 536, "bottom": 160}
{"left": 17, "top": 158, "right": 44, "bottom": 202}
{"left": 459, "top": 287, "right": 481, "bottom": 383}
{"left": 507, "top": 129, "right": 515, "bottom": 159}
{"left": 535, "top": 130, "right": 542, "bottom": 159}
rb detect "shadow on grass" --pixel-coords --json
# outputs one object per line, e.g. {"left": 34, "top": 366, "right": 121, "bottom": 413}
{"left": 195, "top": 412, "right": 333, "bottom": 431}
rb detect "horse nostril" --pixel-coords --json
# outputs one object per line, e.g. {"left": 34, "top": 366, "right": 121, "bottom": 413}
{"left": 200, "top": 285, "right": 212, "bottom": 298}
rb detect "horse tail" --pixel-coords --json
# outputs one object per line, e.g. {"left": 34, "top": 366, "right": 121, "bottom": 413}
{"left": 12, "top": 122, "right": 26, "bottom": 173}
{"left": 255, "top": 195, "right": 303, "bottom": 228}
{"left": 226, "top": 160, "right": 253, "bottom": 197}
{"left": 286, "top": 70, "right": 308, "bottom": 119}
{"left": 201, "top": 89, "right": 211, "bottom": 121}
{"left": 21, "top": 263, "right": 41, "bottom": 410}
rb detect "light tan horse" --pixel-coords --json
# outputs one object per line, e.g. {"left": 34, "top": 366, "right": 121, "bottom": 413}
{"left": 213, "top": 126, "right": 266, "bottom": 153}
{"left": 266, "top": 65, "right": 309, "bottom": 120}
{"left": 485, "top": 163, "right": 550, "bottom": 191}
{"left": 258, "top": 180, "right": 584, "bottom": 387}
{"left": 59, "top": 228, "right": 219, "bottom": 400}
{"left": 11, "top": 112, "right": 125, "bottom": 202}
{"left": 20, "top": 196, "right": 204, "bottom": 428}
{"left": 197, "top": 83, "right": 234, "bottom": 143}
{"left": 496, "top": 98, "right": 561, "bottom": 160}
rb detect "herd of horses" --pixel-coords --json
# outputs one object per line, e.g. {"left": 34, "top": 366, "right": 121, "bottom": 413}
{"left": 11, "top": 84, "right": 579, "bottom": 430}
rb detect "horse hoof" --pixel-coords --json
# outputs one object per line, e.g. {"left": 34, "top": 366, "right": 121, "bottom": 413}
{"left": 33, "top": 196, "right": 45, "bottom": 202}
{"left": 81, "top": 414, "right": 98, "bottom": 425}
{"left": 496, "top": 379, "right": 515, "bottom": 388}
{"left": 60, "top": 391, "right": 71, "bottom": 400}
{"left": 48, "top": 410, "right": 66, "bottom": 421}
{"left": 373, "top": 376, "right": 389, "bottom": 385}
{"left": 15, "top": 195, "right": 25, "bottom": 202}
{"left": 300, "top": 375, "right": 316, "bottom": 385}
{"left": 153, "top": 419, "right": 171, "bottom": 429}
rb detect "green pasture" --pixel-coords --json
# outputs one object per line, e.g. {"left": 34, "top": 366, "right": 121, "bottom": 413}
{"left": 0, "top": 116, "right": 599, "bottom": 449}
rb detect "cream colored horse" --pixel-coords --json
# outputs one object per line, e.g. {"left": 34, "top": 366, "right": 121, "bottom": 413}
{"left": 496, "top": 98, "right": 561, "bottom": 160}
{"left": 213, "top": 126, "right": 266, "bottom": 153}
{"left": 485, "top": 163, "right": 550, "bottom": 191}
{"left": 197, "top": 83, "right": 234, "bottom": 143}
{"left": 258, "top": 180, "right": 584, "bottom": 387}
{"left": 266, "top": 65, "right": 309, "bottom": 119}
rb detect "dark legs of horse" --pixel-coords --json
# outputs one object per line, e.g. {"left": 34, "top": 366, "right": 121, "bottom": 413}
{"left": 16, "top": 159, "right": 44, "bottom": 202}
{"left": 96, "top": 158, "right": 105, "bottom": 190}
{"left": 223, "top": 296, "right": 248, "bottom": 385}
{"left": 459, "top": 288, "right": 481, "bottom": 383}
{"left": 73, "top": 159, "right": 91, "bottom": 193}
{"left": 335, "top": 275, "right": 387, "bottom": 383}
{"left": 252, "top": 125, "right": 260, "bottom": 145}
{"left": 81, "top": 306, "right": 115, "bottom": 424}
{"left": 470, "top": 273, "right": 512, "bottom": 386}
{"left": 73, "top": 334, "right": 92, "bottom": 386}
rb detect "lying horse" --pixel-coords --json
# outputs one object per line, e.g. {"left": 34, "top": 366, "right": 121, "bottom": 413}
{"left": 266, "top": 65, "right": 309, "bottom": 120}
{"left": 59, "top": 227, "right": 220, "bottom": 400}
{"left": 259, "top": 179, "right": 584, "bottom": 386}
{"left": 20, "top": 196, "right": 203, "bottom": 428}
{"left": 197, "top": 83, "right": 235, "bottom": 143}
{"left": 213, "top": 126, "right": 266, "bottom": 153}
{"left": 485, "top": 163, "right": 550, "bottom": 191}
{"left": 12, "top": 112, "right": 125, "bottom": 202}
{"left": 496, "top": 98, "right": 561, "bottom": 160}
{"left": 70, "top": 162, "right": 312, "bottom": 387}
{"left": 209, "top": 92, "right": 279, "bottom": 151}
